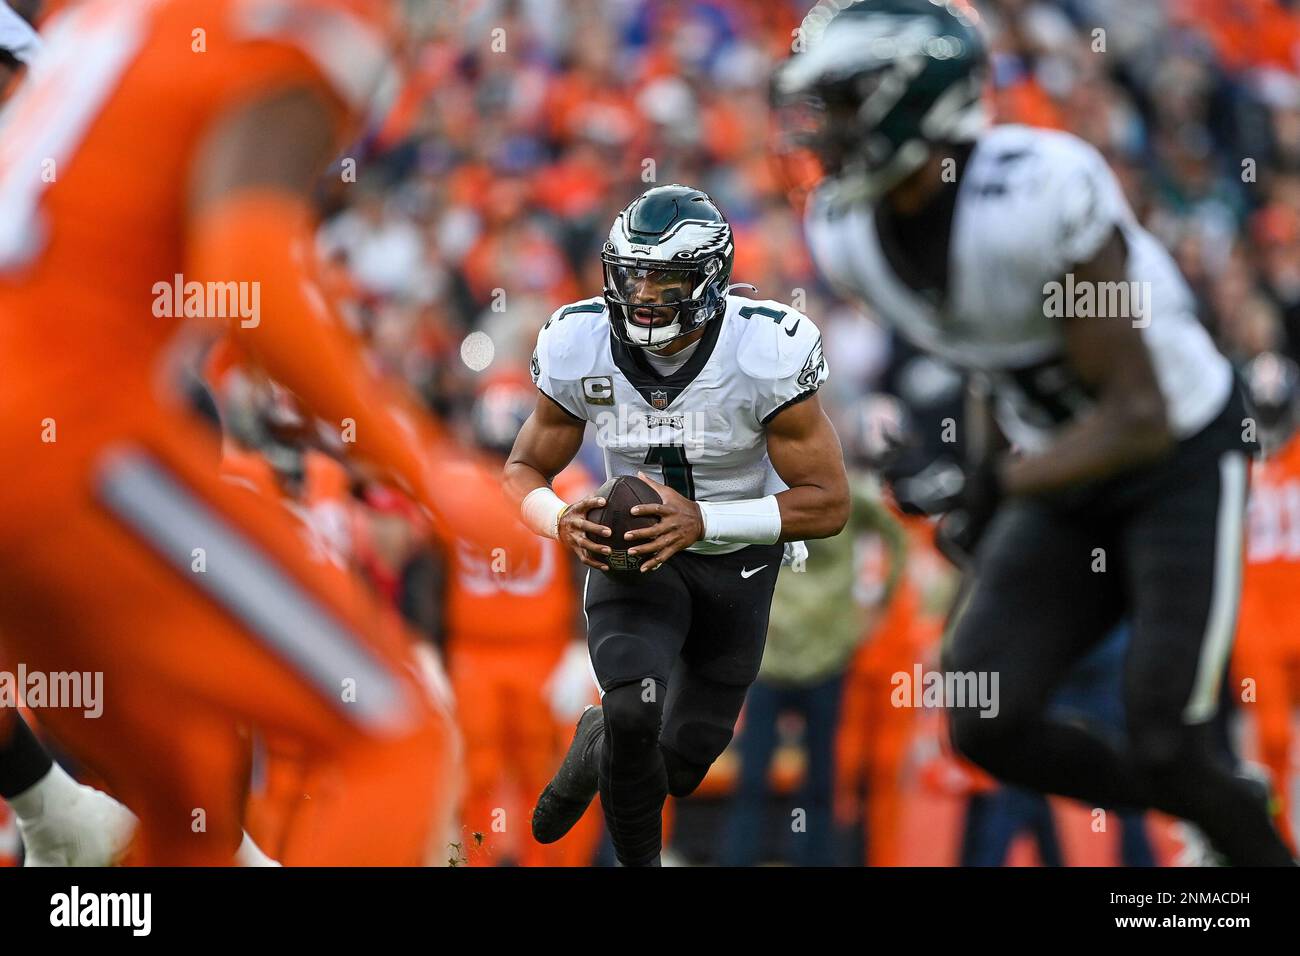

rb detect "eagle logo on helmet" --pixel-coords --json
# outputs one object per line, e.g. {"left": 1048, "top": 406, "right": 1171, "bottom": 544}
{"left": 773, "top": 0, "right": 989, "bottom": 201}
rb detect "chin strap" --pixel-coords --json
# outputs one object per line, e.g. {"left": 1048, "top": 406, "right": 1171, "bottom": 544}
{"left": 622, "top": 293, "right": 732, "bottom": 350}
{"left": 626, "top": 317, "right": 685, "bottom": 350}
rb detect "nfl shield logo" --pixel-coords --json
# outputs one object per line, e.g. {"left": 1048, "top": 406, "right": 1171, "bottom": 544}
{"left": 650, "top": 389, "right": 669, "bottom": 409}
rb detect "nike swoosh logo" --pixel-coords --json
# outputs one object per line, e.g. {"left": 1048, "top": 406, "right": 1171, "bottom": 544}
{"left": 784, "top": 320, "right": 801, "bottom": 337}
{"left": 740, "top": 565, "right": 768, "bottom": 579}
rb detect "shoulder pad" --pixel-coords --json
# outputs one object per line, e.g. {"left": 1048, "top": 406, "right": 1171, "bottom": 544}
{"left": 970, "top": 126, "right": 1123, "bottom": 270}
{"left": 733, "top": 298, "right": 822, "bottom": 382}
{"left": 537, "top": 297, "right": 608, "bottom": 381}
{"left": 985, "top": 126, "right": 1105, "bottom": 193}
{"left": 1030, "top": 129, "right": 1124, "bottom": 266}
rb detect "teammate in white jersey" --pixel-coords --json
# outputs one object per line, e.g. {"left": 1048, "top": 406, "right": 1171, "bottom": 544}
{"left": 503, "top": 184, "right": 849, "bottom": 866}
{"left": 777, "top": 0, "right": 1291, "bottom": 864}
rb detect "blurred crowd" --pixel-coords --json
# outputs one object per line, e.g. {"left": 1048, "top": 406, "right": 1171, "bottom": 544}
{"left": 8, "top": 0, "right": 1299, "bottom": 865}
{"left": 312, "top": 0, "right": 1300, "bottom": 431}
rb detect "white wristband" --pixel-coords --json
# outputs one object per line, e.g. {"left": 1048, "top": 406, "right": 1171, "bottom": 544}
{"left": 697, "top": 495, "right": 782, "bottom": 545}
{"left": 521, "top": 486, "right": 568, "bottom": 539}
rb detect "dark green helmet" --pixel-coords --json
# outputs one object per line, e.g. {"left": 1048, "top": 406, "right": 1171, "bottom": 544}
{"left": 602, "top": 184, "right": 735, "bottom": 350}
{"left": 774, "top": 0, "right": 988, "bottom": 199}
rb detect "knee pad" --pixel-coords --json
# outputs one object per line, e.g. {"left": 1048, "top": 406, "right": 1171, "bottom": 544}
{"left": 1128, "top": 720, "right": 1194, "bottom": 780}
{"left": 661, "top": 717, "right": 734, "bottom": 785}
{"left": 661, "top": 744, "right": 712, "bottom": 798}
{"left": 601, "top": 682, "right": 663, "bottom": 749}
{"left": 949, "top": 707, "right": 1017, "bottom": 771}
{"left": 591, "top": 633, "right": 668, "bottom": 690}
{"left": 657, "top": 678, "right": 747, "bottom": 791}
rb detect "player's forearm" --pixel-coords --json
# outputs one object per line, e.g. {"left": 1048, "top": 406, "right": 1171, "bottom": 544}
{"left": 696, "top": 486, "right": 846, "bottom": 549}
{"left": 187, "top": 190, "right": 442, "bottom": 497}
{"left": 1000, "top": 398, "right": 1173, "bottom": 496}
{"left": 774, "top": 484, "right": 850, "bottom": 541}
{"left": 504, "top": 458, "right": 580, "bottom": 540}
{"left": 502, "top": 460, "right": 553, "bottom": 506}
{"left": 701, "top": 484, "right": 847, "bottom": 545}
{"left": 503, "top": 406, "right": 585, "bottom": 511}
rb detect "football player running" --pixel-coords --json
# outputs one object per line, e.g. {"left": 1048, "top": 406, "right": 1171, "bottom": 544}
{"left": 504, "top": 184, "right": 850, "bottom": 866}
{"left": 0, "top": 0, "right": 138, "bottom": 868}
{"left": 778, "top": 0, "right": 1292, "bottom": 864}
{"left": 0, "top": 0, "right": 525, "bottom": 865}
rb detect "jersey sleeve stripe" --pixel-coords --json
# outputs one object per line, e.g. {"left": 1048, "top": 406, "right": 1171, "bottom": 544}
{"left": 538, "top": 388, "right": 585, "bottom": 423}
{"left": 760, "top": 385, "right": 820, "bottom": 426}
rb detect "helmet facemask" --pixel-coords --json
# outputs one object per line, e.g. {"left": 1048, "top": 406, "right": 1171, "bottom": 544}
{"left": 601, "top": 184, "right": 735, "bottom": 350}
{"left": 774, "top": 0, "right": 989, "bottom": 203}
{"left": 603, "top": 256, "right": 723, "bottom": 350}
{"left": 1246, "top": 352, "right": 1300, "bottom": 456}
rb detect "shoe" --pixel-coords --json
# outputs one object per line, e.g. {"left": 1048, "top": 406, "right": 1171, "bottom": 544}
{"left": 532, "top": 705, "right": 603, "bottom": 845}
{"left": 19, "top": 782, "right": 136, "bottom": 867}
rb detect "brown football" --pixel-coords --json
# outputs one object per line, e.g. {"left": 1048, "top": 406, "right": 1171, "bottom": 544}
{"left": 586, "top": 475, "right": 662, "bottom": 575}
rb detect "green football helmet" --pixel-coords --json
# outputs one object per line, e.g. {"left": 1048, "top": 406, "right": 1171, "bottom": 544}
{"left": 602, "top": 184, "right": 735, "bottom": 350}
{"left": 774, "top": 0, "right": 989, "bottom": 200}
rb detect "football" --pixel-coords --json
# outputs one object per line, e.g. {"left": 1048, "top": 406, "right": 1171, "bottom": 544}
{"left": 586, "top": 475, "right": 662, "bottom": 574}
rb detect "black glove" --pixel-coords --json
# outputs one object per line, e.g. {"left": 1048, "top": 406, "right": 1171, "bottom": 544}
{"left": 933, "top": 455, "right": 1003, "bottom": 567}
{"left": 889, "top": 456, "right": 966, "bottom": 517}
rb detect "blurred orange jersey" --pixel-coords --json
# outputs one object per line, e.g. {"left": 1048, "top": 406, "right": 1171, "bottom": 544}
{"left": 1245, "top": 436, "right": 1300, "bottom": 598}
{"left": 443, "top": 464, "right": 594, "bottom": 648}
{"left": 1237, "top": 434, "right": 1300, "bottom": 850}
{"left": 0, "top": 0, "right": 463, "bottom": 867}
{"left": 0, "top": 0, "right": 394, "bottom": 418}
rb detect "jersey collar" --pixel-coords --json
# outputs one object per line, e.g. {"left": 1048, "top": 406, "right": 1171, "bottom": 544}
{"left": 610, "top": 313, "right": 723, "bottom": 411}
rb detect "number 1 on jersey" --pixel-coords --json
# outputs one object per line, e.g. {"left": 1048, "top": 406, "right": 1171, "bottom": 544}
{"left": 644, "top": 445, "right": 695, "bottom": 499}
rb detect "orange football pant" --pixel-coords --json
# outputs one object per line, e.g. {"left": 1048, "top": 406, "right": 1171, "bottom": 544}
{"left": 448, "top": 640, "right": 601, "bottom": 866}
{"left": 1234, "top": 590, "right": 1300, "bottom": 853}
{"left": 0, "top": 401, "right": 456, "bottom": 865}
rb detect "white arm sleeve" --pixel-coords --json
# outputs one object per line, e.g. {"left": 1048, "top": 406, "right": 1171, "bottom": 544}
{"left": 697, "top": 495, "right": 782, "bottom": 545}
{"left": 521, "top": 486, "right": 568, "bottom": 540}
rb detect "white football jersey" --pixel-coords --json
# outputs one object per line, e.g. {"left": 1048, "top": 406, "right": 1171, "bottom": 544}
{"left": 805, "top": 124, "right": 1232, "bottom": 452}
{"left": 532, "top": 293, "right": 828, "bottom": 554}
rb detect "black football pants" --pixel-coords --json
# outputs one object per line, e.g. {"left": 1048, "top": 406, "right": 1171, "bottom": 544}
{"left": 584, "top": 543, "right": 782, "bottom": 866}
{"left": 944, "top": 388, "right": 1293, "bottom": 865}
